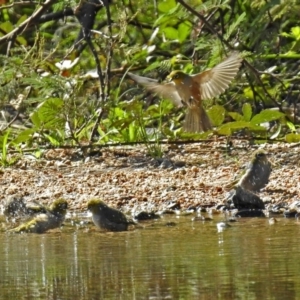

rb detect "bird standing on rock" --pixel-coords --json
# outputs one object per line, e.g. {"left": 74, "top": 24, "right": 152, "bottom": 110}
{"left": 87, "top": 199, "right": 135, "bottom": 232}
{"left": 128, "top": 53, "right": 242, "bottom": 132}
{"left": 226, "top": 150, "right": 272, "bottom": 212}
{"left": 9, "top": 199, "right": 68, "bottom": 234}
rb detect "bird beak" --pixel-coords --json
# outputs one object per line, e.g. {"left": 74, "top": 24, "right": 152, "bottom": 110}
{"left": 165, "top": 75, "right": 172, "bottom": 83}
{"left": 166, "top": 75, "right": 172, "bottom": 83}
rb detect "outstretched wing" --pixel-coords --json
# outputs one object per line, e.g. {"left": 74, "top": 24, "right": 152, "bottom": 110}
{"left": 128, "top": 72, "right": 183, "bottom": 107}
{"left": 192, "top": 53, "right": 242, "bottom": 100}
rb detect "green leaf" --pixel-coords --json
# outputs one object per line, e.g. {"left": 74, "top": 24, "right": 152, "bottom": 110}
{"left": 13, "top": 129, "right": 35, "bottom": 144}
{"left": 0, "top": 21, "right": 13, "bottom": 33}
{"left": 243, "top": 87, "right": 254, "bottom": 100}
{"left": 113, "top": 107, "right": 126, "bottom": 118}
{"left": 178, "top": 22, "right": 191, "bottom": 43}
{"left": 224, "top": 12, "right": 246, "bottom": 40}
{"left": 180, "top": 131, "right": 212, "bottom": 139}
{"left": 218, "top": 121, "right": 250, "bottom": 135}
{"left": 250, "top": 109, "right": 284, "bottom": 125}
{"left": 281, "top": 32, "right": 292, "bottom": 38}
{"left": 161, "top": 27, "right": 178, "bottom": 40}
{"left": 158, "top": 0, "right": 177, "bottom": 13}
{"left": 44, "top": 134, "right": 60, "bottom": 146}
{"left": 0, "top": 130, "right": 10, "bottom": 159}
{"left": 242, "top": 103, "right": 252, "bottom": 121}
{"left": 30, "top": 98, "right": 64, "bottom": 129}
{"left": 228, "top": 112, "right": 244, "bottom": 121}
{"left": 207, "top": 105, "right": 226, "bottom": 126}
{"left": 143, "top": 61, "right": 161, "bottom": 73}
{"left": 129, "top": 122, "right": 137, "bottom": 142}
{"left": 291, "top": 26, "right": 300, "bottom": 40}
{"left": 217, "top": 121, "right": 265, "bottom": 136}
{"left": 16, "top": 36, "right": 27, "bottom": 46}
{"left": 131, "top": 49, "right": 148, "bottom": 62}
{"left": 286, "top": 121, "right": 296, "bottom": 132}
{"left": 30, "top": 110, "right": 42, "bottom": 127}
{"left": 16, "top": 15, "right": 28, "bottom": 26}
{"left": 285, "top": 133, "right": 300, "bottom": 143}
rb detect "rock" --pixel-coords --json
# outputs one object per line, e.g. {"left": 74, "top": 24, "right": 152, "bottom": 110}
{"left": 283, "top": 210, "right": 298, "bottom": 218}
{"left": 231, "top": 186, "right": 265, "bottom": 210}
{"left": 233, "top": 209, "right": 265, "bottom": 218}
{"left": 217, "top": 222, "right": 231, "bottom": 232}
{"left": 135, "top": 211, "right": 160, "bottom": 221}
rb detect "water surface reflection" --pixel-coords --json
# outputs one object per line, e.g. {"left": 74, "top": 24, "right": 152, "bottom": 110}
{"left": 1, "top": 216, "right": 300, "bottom": 299}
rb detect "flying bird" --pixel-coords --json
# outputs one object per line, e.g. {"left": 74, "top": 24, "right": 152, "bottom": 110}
{"left": 128, "top": 53, "right": 242, "bottom": 132}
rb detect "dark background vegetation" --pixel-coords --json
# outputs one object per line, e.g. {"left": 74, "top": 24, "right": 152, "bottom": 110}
{"left": 0, "top": 0, "right": 300, "bottom": 164}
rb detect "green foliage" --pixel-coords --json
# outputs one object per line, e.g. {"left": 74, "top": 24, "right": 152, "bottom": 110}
{"left": 286, "top": 133, "right": 300, "bottom": 143}
{"left": 0, "top": 130, "right": 20, "bottom": 166}
{"left": 219, "top": 106, "right": 285, "bottom": 136}
{"left": 208, "top": 105, "right": 226, "bottom": 126}
{"left": 281, "top": 26, "right": 300, "bottom": 50}
{"left": 0, "top": 0, "right": 300, "bottom": 163}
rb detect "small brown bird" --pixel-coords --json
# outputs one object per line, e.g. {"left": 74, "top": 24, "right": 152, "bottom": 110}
{"left": 10, "top": 199, "right": 68, "bottom": 234}
{"left": 128, "top": 53, "right": 242, "bottom": 132}
{"left": 87, "top": 199, "right": 135, "bottom": 232}
{"left": 238, "top": 150, "right": 272, "bottom": 192}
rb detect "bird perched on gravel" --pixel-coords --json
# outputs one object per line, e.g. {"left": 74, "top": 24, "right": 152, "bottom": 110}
{"left": 128, "top": 53, "right": 242, "bottom": 132}
{"left": 87, "top": 199, "right": 135, "bottom": 232}
{"left": 10, "top": 199, "right": 68, "bottom": 234}
{"left": 237, "top": 150, "right": 272, "bottom": 192}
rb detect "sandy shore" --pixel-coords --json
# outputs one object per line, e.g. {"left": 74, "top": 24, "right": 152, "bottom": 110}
{"left": 1, "top": 140, "right": 299, "bottom": 215}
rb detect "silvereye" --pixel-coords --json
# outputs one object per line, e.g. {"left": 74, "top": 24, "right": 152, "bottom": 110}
{"left": 3, "top": 195, "right": 28, "bottom": 217}
{"left": 87, "top": 199, "right": 135, "bottom": 232}
{"left": 3, "top": 195, "right": 47, "bottom": 218}
{"left": 128, "top": 53, "right": 242, "bottom": 132}
{"left": 238, "top": 150, "right": 272, "bottom": 192}
{"left": 10, "top": 198, "right": 68, "bottom": 234}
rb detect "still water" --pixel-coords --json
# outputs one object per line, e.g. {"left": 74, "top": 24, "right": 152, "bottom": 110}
{"left": 1, "top": 215, "right": 300, "bottom": 300}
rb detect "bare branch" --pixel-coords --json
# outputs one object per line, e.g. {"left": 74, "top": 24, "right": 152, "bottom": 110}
{"left": 0, "top": 0, "right": 57, "bottom": 45}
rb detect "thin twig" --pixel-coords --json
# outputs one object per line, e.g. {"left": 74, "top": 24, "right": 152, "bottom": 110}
{"left": 0, "top": 112, "right": 21, "bottom": 135}
{"left": 0, "top": 0, "right": 57, "bottom": 45}
{"left": 6, "top": 136, "right": 284, "bottom": 154}
{"left": 90, "top": 0, "right": 114, "bottom": 141}
{"left": 0, "top": 1, "right": 39, "bottom": 11}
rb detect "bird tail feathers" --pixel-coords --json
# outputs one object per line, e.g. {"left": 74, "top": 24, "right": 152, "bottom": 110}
{"left": 183, "top": 105, "right": 212, "bottom": 132}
